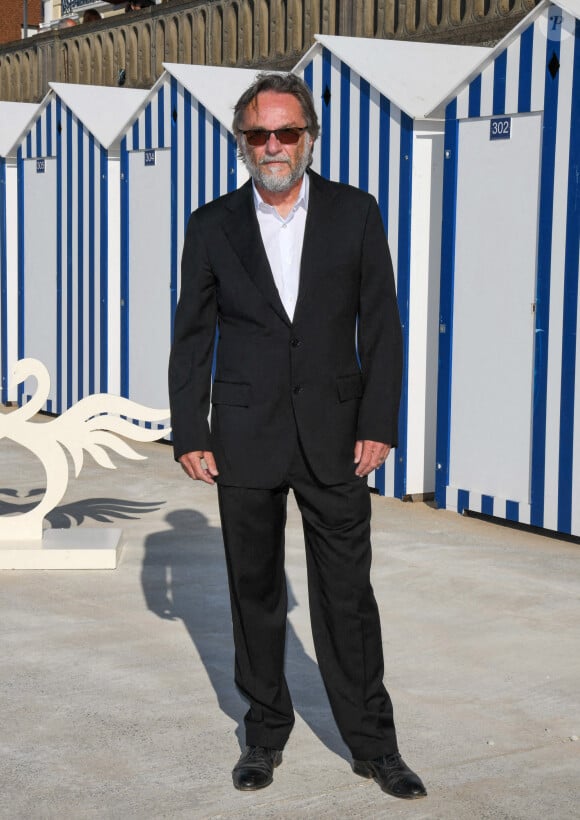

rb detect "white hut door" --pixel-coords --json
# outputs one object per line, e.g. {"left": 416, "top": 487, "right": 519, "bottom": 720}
{"left": 448, "top": 113, "right": 542, "bottom": 502}
{"left": 126, "top": 148, "right": 171, "bottom": 408}
{"left": 22, "top": 157, "right": 58, "bottom": 410}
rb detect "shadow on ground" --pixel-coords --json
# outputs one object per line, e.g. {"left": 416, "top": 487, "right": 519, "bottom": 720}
{"left": 0, "top": 488, "right": 164, "bottom": 529}
{"left": 141, "top": 508, "right": 349, "bottom": 759}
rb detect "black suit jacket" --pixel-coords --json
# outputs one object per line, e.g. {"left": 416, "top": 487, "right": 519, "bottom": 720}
{"left": 169, "top": 170, "right": 403, "bottom": 488}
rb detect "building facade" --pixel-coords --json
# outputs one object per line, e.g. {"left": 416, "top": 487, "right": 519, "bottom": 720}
{"left": 1, "top": 0, "right": 541, "bottom": 102}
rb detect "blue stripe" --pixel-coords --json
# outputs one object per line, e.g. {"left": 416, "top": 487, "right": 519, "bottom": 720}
{"left": 394, "top": 112, "right": 413, "bottom": 499}
{"left": 66, "top": 107, "right": 73, "bottom": 409}
{"left": 435, "top": 101, "right": 459, "bottom": 509}
{"left": 100, "top": 144, "right": 109, "bottom": 392}
{"left": 183, "top": 89, "right": 192, "bottom": 225}
{"left": 530, "top": 23, "right": 561, "bottom": 528}
{"left": 227, "top": 132, "right": 237, "bottom": 192}
{"left": 26, "top": 131, "right": 32, "bottom": 158}
{"left": 468, "top": 75, "right": 481, "bottom": 118}
{"left": 170, "top": 78, "right": 179, "bottom": 348}
{"left": 56, "top": 99, "right": 63, "bottom": 412}
{"left": 17, "top": 150, "right": 24, "bottom": 368}
{"left": 506, "top": 500, "right": 519, "bottom": 522}
{"left": 339, "top": 62, "right": 350, "bottom": 184}
{"left": 481, "top": 495, "right": 494, "bottom": 516}
{"left": 120, "top": 139, "right": 129, "bottom": 397}
{"left": 132, "top": 119, "right": 139, "bottom": 152}
{"left": 77, "top": 123, "right": 84, "bottom": 401}
{"left": 492, "top": 51, "right": 507, "bottom": 115}
{"left": 303, "top": 61, "right": 313, "bottom": 92}
{"left": 46, "top": 102, "right": 52, "bottom": 156}
{"left": 145, "top": 102, "right": 152, "bottom": 149}
{"left": 35, "top": 117, "right": 42, "bottom": 157}
{"left": 518, "top": 23, "right": 534, "bottom": 112}
{"left": 88, "top": 135, "right": 95, "bottom": 394}
{"left": 358, "top": 78, "right": 370, "bottom": 192}
{"left": 457, "top": 489, "right": 469, "bottom": 514}
{"left": 377, "top": 94, "right": 390, "bottom": 231}
{"left": 0, "top": 160, "right": 6, "bottom": 401}
{"left": 198, "top": 102, "right": 206, "bottom": 205}
{"left": 212, "top": 117, "right": 220, "bottom": 199}
{"left": 158, "top": 84, "right": 165, "bottom": 147}
{"left": 557, "top": 19, "right": 580, "bottom": 534}
{"left": 373, "top": 463, "right": 385, "bottom": 496}
{"left": 321, "top": 48, "right": 331, "bottom": 179}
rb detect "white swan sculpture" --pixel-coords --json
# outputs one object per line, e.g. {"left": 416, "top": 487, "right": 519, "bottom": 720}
{"left": 0, "top": 358, "right": 171, "bottom": 543}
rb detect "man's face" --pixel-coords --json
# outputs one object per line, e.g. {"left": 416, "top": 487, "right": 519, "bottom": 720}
{"left": 238, "top": 91, "right": 313, "bottom": 194}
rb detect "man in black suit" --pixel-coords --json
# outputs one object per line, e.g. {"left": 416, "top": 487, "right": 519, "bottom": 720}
{"left": 169, "top": 73, "right": 426, "bottom": 800}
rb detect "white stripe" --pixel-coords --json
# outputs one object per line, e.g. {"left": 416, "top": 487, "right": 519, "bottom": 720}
{"left": 505, "top": 33, "right": 521, "bottom": 113}
{"left": 95, "top": 139, "right": 102, "bottom": 390}
{"left": 191, "top": 99, "right": 201, "bottom": 211}
{"left": 220, "top": 124, "right": 228, "bottom": 196}
{"left": 367, "top": 85, "right": 381, "bottom": 202}
{"left": 479, "top": 62, "right": 495, "bottom": 117}
{"left": 445, "top": 486, "right": 458, "bottom": 512}
{"left": 310, "top": 48, "right": 323, "bottom": 173}
{"left": 387, "top": 106, "right": 400, "bottom": 281}
{"left": 456, "top": 87, "right": 469, "bottom": 120}
{"left": 83, "top": 126, "right": 91, "bottom": 397}
{"left": 382, "top": 452, "right": 395, "bottom": 497}
{"left": 349, "top": 71, "right": 360, "bottom": 187}
{"left": 204, "top": 115, "right": 213, "bottom": 205}
{"left": 70, "top": 115, "right": 79, "bottom": 406}
{"left": 531, "top": 12, "right": 547, "bottom": 111}
{"left": 61, "top": 109, "right": 69, "bottom": 409}
{"left": 329, "top": 53, "right": 341, "bottom": 181}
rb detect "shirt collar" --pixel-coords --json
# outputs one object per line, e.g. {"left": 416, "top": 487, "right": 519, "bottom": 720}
{"left": 252, "top": 172, "right": 309, "bottom": 217}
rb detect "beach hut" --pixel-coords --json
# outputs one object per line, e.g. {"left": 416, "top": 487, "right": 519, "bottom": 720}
{"left": 13, "top": 83, "right": 148, "bottom": 414}
{"left": 0, "top": 102, "right": 39, "bottom": 403}
{"left": 293, "top": 36, "right": 490, "bottom": 498}
{"left": 431, "top": 0, "right": 580, "bottom": 535}
{"left": 118, "top": 64, "right": 263, "bottom": 414}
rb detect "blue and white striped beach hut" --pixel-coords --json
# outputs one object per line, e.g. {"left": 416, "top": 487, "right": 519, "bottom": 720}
{"left": 0, "top": 102, "right": 39, "bottom": 403}
{"left": 430, "top": 0, "right": 580, "bottom": 536}
{"left": 118, "top": 64, "right": 262, "bottom": 414}
{"left": 293, "top": 36, "right": 490, "bottom": 499}
{"left": 12, "top": 83, "right": 148, "bottom": 414}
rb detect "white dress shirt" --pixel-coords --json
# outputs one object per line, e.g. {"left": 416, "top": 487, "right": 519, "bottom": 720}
{"left": 253, "top": 173, "right": 309, "bottom": 322}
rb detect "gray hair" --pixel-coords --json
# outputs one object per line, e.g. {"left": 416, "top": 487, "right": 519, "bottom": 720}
{"left": 232, "top": 73, "right": 320, "bottom": 142}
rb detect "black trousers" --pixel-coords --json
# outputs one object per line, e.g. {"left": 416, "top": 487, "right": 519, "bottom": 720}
{"left": 217, "top": 440, "right": 398, "bottom": 760}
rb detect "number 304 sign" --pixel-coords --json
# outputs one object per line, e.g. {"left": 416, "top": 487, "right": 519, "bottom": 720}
{"left": 490, "top": 117, "right": 511, "bottom": 140}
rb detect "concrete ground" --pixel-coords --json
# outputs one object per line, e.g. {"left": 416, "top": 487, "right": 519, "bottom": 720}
{"left": 1, "top": 431, "right": 579, "bottom": 819}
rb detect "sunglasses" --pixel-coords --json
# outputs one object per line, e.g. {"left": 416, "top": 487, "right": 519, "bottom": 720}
{"left": 240, "top": 127, "right": 308, "bottom": 146}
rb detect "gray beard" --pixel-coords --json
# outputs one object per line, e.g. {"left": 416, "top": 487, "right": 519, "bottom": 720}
{"left": 240, "top": 140, "right": 312, "bottom": 193}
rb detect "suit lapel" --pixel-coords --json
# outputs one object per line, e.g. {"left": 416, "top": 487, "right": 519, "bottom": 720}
{"left": 223, "top": 181, "right": 291, "bottom": 327}
{"left": 294, "top": 171, "right": 336, "bottom": 320}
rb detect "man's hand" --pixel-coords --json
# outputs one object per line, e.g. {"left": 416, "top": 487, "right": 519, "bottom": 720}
{"left": 179, "top": 451, "right": 219, "bottom": 485}
{"left": 354, "top": 440, "right": 392, "bottom": 477}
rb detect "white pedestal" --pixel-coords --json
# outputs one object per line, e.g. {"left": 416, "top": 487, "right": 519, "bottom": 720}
{"left": 0, "top": 528, "right": 124, "bottom": 570}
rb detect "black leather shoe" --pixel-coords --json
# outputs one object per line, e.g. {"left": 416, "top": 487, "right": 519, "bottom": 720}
{"left": 232, "top": 745, "right": 283, "bottom": 791}
{"left": 352, "top": 752, "right": 427, "bottom": 799}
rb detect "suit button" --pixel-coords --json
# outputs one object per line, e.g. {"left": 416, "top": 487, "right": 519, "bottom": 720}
{"left": 293, "top": 385, "right": 303, "bottom": 395}
{"left": 290, "top": 338, "right": 300, "bottom": 348}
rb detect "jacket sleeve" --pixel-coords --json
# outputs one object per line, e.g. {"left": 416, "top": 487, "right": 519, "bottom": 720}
{"left": 355, "top": 196, "right": 403, "bottom": 447}
{"left": 168, "top": 211, "right": 217, "bottom": 460}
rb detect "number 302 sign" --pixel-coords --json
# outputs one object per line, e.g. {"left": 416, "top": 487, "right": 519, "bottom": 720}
{"left": 490, "top": 117, "right": 511, "bottom": 140}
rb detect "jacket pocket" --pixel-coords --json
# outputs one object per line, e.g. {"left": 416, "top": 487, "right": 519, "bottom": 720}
{"left": 337, "top": 373, "right": 363, "bottom": 402}
{"left": 211, "top": 381, "right": 251, "bottom": 407}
